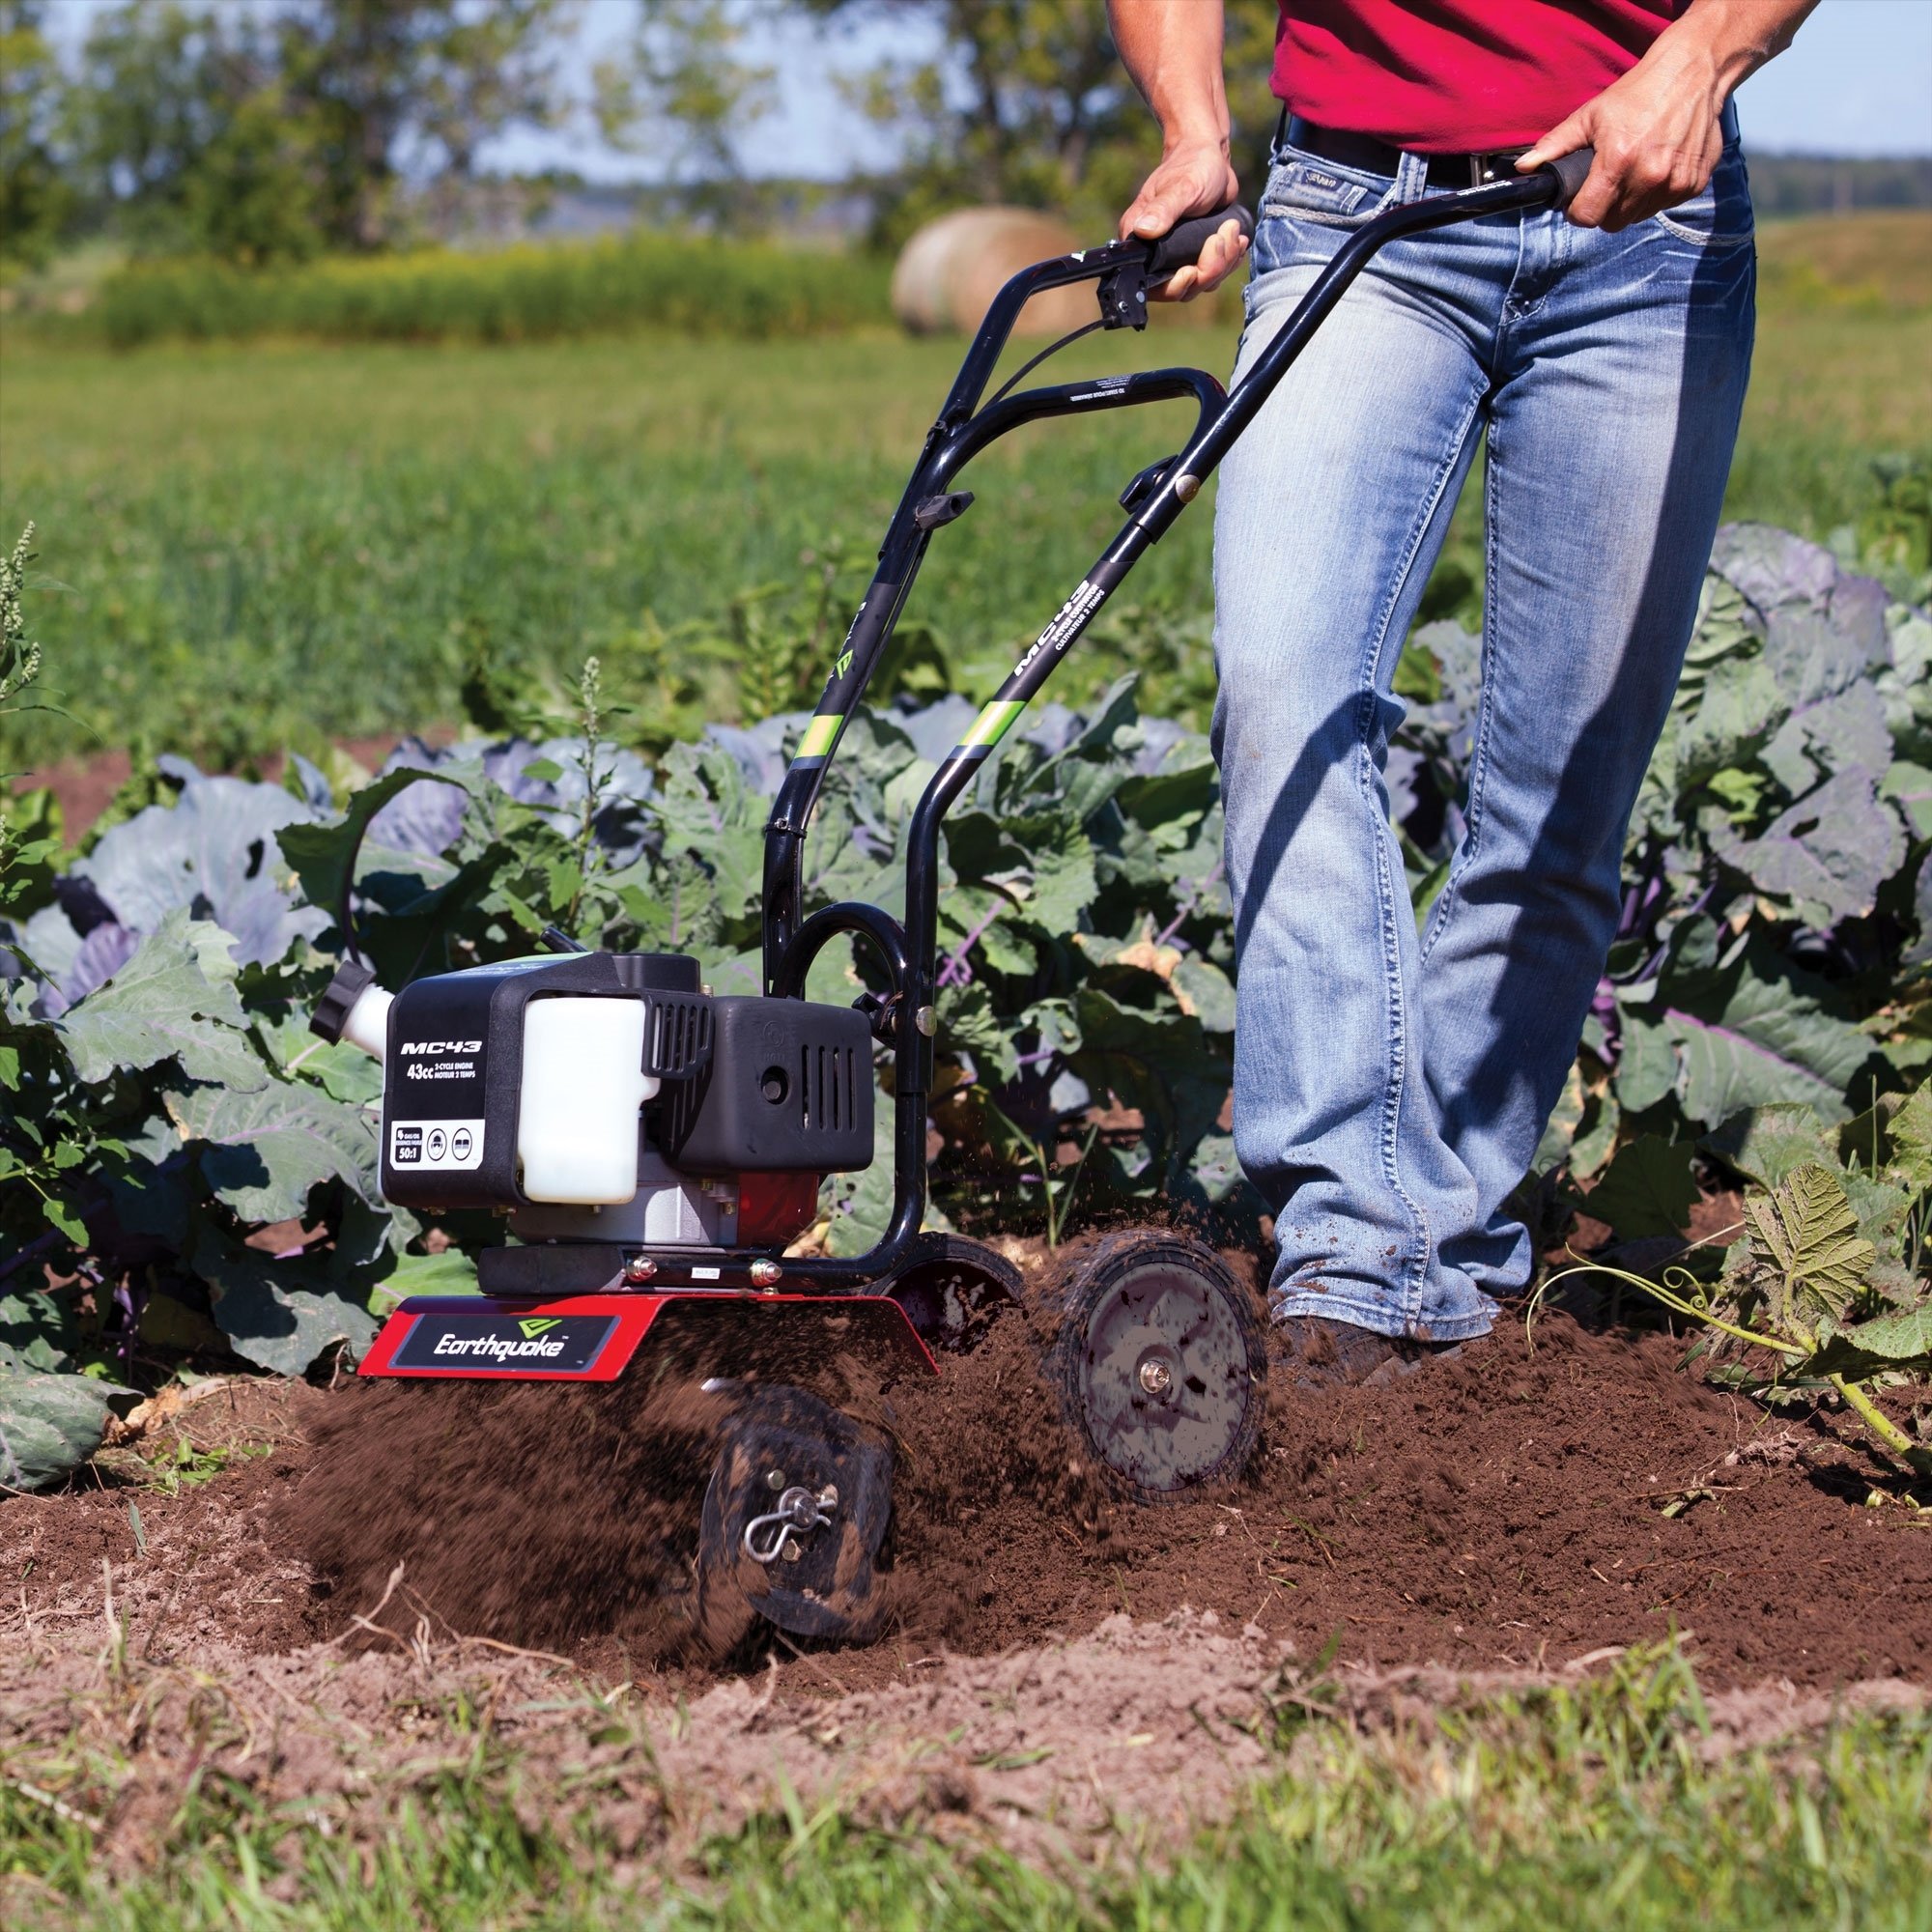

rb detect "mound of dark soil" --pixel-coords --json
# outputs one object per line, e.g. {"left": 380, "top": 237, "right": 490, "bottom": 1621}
{"left": 287, "top": 1291, "right": 1096, "bottom": 1665}
{"left": 17, "top": 1277, "right": 1914, "bottom": 1690}
{"left": 278, "top": 1280, "right": 1932, "bottom": 1690}
{"left": 978, "top": 1307, "right": 1932, "bottom": 1687}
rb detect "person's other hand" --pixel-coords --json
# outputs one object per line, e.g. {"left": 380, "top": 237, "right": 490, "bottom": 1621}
{"left": 1119, "top": 141, "right": 1248, "bottom": 298}
{"left": 1518, "top": 36, "right": 1727, "bottom": 231}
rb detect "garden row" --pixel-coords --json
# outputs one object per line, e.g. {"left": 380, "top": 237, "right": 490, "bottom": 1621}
{"left": 2, "top": 519, "right": 1928, "bottom": 1487}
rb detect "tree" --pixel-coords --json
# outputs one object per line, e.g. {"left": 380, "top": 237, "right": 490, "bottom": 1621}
{"left": 271, "top": 0, "right": 579, "bottom": 251}
{"left": 61, "top": 0, "right": 578, "bottom": 262}
{"left": 0, "top": 1, "right": 74, "bottom": 269}
{"left": 802, "top": 0, "right": 1281, "bottom": 244}
{"left": 58, "top": 3, "right": 270, "bottom": 258}
{"left": 590, "top": 0, "right": 778, "bottom": 231}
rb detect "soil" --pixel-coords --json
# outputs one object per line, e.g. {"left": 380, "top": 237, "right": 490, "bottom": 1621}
{"left": 5, "top": 1291, "right": 1929, "bottom": 1871}
{"left": 285, "top": 1287, "right": 1932, "bottom": 1691}
{"left": 10, "top": 1288, "right": 1924, "bottom": 1691}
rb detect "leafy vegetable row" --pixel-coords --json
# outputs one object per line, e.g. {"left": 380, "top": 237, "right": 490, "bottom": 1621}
{"left": 2, "top": 521, "right": 1927, "bottom": 1487}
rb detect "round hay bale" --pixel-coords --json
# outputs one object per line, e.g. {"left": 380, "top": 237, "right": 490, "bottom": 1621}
{"left": 891, "top": 206, "right": 1094, "bottom": 338}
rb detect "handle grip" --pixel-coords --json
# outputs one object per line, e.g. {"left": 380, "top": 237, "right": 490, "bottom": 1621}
{"left": 1144, "top": 202, "right": 1255, "bottom": 280}
{"left": 1538, "top": 146, "right": 1596, "bottom": 213}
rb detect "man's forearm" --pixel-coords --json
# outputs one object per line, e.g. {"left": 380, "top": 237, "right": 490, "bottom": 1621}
{"left": 1108, "top": 0, "right": 1230, "bottom": 156}
{"left": 1662, "top": 0, "right": 1820, "bottom": 98}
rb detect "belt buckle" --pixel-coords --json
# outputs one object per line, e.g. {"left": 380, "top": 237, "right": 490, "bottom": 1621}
{"left": 1470, "top": 149, "right": 1521, "bottom": 187}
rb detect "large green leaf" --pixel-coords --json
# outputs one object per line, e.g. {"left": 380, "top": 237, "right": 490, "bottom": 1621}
{"left": 0, "top": 1290, "right": 75, "bottom": 1372}
{"left": 1758, "top": 682, "right": 1891, "bottom": 798}
{"left": 0, "top": 1371, "right": 118, "bottom": 1492}
{"left": 1577, "top": 1135, "right": 1698, "bottom": 1241}
{"left": 1067, "top": 984, "right": 1229, "bottom": 1193}
{"left": 1635, "top": 928, "right": 1876, "bottom": 1127}
{"left": 1172, "top": 953, "right": 1236, "bottom": 1032}
{"left": 1004, "top": 812, "right": 1097, "bottom": 933}
{"left": 165, "top": 1079, "right": 381, "bottom": 1219}
{"left": 1743, "top": 1163, "right": 1873, "bottom": 1332}
{"left": 649, "top": 742, "right": 765, "bottom": 929}
{"left": 1674, "top": 656, "right": 1783, "bottom": 787}
{"left": 937, "top": 980, "right": 1021, "bottom": 1086}
{"left": 1889, "top": 1085, "right": 1932, "bottom": 1197}
{"left": 1612, "top": 1013, "right": 1680, "bottom": 1116}
{"left": 276, "top": 765, "right": 469, "bottom": 939}
{"left": 1882, "top": 760, "right": 1932, "bottom": 840}
{"left": 191, "top": 1218, "right": 386, "bottom": 1375}
{"left": 54, "top": 909, "right": 267, "bottom": 1093}
{"left": 1838, "top": 1301, "right": 1932, "bottom": 1364}
{"left": 1702, "top": 1103, "right": 1833, "bottom": 1189}
{"left": 380, "top": 1249, "right": 481, "bottom": 1298}
{"left": 1714, "top": 769, "right": 1905, "bottom": 926}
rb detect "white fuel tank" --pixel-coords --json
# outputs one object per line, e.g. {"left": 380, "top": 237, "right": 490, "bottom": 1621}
{"left": 516, "top": 997, "right": 659, "bottom": 1205}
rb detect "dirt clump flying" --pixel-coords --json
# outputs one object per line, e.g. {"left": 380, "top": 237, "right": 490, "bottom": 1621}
{"left": 264, "top": 1293, "right": 1932, "bottom": 1690}
{"left": 294, "top": 1374, "right": 728, "bottom": 1658}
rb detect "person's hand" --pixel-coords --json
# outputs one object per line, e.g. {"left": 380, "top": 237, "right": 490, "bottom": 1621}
{"left": 1518, "top": 33, "right": 1729, "bottom": 231}
{"left": 1119, "top": 139, "right": 1248, "bottom": 299}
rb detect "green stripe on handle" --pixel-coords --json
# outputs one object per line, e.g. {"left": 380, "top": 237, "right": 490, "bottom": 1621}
{"left": 795, "top": 713, "right": 843, "bottom": 759}
{"left": 959, "top": 698, "right": 1027, "bottom": 753}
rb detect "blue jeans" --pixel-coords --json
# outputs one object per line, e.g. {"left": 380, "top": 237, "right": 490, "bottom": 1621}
{"left": 1212, "top": 121, "right": 1755, "bottom": 1341}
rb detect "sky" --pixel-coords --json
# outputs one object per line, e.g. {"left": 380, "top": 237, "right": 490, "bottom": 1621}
{"left": 497, "top": 0, "right": 1932, "bottom": 180}
{"left": 41, "top": 0, "right": 1932, "bottom": 182}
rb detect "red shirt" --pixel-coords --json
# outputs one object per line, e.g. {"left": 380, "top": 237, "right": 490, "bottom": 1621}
{"left": 1273, "top": 0, "right": 1684, "bottom": 152}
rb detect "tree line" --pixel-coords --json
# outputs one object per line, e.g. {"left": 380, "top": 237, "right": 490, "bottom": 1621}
{"left": 0, "top": 0, "right": 1287, "bottom": 271}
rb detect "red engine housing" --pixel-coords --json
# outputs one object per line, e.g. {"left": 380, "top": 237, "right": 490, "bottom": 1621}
{"left": 737, "top": 1170, "right": 822, "bottom": 1247}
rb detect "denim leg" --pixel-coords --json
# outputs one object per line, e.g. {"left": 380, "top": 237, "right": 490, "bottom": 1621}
{"left": 1415, "top": 159, "right": 1757, "bottom": 1295}
{"left": 1212, "top": 241, "right": 1495, "bottom": 1341}
{"left": 1216, "top": 142, "right": 1755, "bottom": 1341}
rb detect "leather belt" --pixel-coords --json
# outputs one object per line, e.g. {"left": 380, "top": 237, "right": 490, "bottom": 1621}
{"left": 1284, "top": 115, "right": 1531, "bottom": 189}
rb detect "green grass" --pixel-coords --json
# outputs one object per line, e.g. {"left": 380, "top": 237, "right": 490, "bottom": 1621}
{"left": 3, "top": 1647, "right": 1927, "bottom": 1929}
{"left": 2, "top": 213, "right": 1927, "bottom": 771}
{"left": 81, "top": 235, "right": 893, "bottom": 350}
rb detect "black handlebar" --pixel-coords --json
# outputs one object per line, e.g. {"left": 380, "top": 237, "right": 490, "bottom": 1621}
{"left": 1137, "top": 149, "right": 1591, "bottom": 278}
{"left": 1540, "top": 145, "right": 1596, "bottom": 212}
{"left": 1143, "top": 201, "right": 1256, "bottom": 280}
{"left": 740, "top": 128, "right": 1611, "bottom": 1291}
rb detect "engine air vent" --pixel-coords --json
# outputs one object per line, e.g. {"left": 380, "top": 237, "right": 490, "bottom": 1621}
{"left": 645, "top": 996, "right": 714, "bottom": 1079}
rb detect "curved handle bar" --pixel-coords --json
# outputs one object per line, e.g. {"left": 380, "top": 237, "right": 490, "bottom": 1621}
{"left": 1143, "top": 201, "right": 1256, "bottom": 280}
{"left": 1136, "top": 156, "right": 1585, "bottom": 282}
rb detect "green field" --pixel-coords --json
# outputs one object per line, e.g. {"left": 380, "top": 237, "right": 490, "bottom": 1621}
{"left": 3, "top": 213, "right": 1927, "bottom": 771}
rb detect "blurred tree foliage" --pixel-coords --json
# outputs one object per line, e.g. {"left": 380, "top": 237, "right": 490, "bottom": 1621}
{"left": 47, "top": 0, "right": 575, "bottom": 264}
{"left": 590, "top": 0, "right": 778, "bottom": 232}
{"left": 4, "top": 0, "right": 1292, "bottom": 267}
{"left": 0, "top": 2, "right": 72, "bottom": 270}
{"left": 800, "top": 0, "right": 1282, "bottom": 245}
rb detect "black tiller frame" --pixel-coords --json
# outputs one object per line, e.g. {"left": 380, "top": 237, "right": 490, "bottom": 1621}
{"left": 628, "top": 158, "right": 1591, "bottom": 1293}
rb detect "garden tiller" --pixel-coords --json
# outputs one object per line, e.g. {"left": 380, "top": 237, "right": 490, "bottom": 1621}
{"left": 310, "top": 149, "right": 1594, "bottom": 1648}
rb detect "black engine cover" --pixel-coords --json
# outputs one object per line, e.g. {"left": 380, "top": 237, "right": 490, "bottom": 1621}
{"left": 659, "top": 996, "right": 873, "bottom": 1174}
{"left": 379, "top": 952, "right": 872, "bottom": 1212}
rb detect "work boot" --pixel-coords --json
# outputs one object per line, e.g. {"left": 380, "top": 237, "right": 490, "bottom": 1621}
{"left": 1271, "top": 1315, "right": 1476, "bottom": 1389}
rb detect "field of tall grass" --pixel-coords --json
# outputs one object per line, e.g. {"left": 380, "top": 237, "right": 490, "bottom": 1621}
{"left": 2, "top": 213, "right": 1926, "bottom": 771}
{"left": 82, "top": 233, "right": 893, "bottom": 348}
